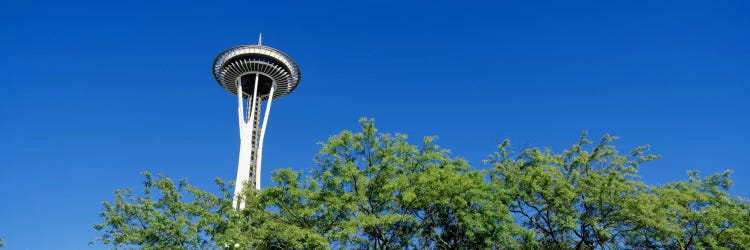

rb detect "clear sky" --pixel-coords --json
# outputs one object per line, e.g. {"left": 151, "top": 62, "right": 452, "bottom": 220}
{"left": 1, "top": 0, "right": 748, "bottom": 248}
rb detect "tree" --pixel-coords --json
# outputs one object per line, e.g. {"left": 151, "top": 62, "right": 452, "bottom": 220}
{"left": 625, "top": 171, "right": 750, "bottom": 249}
{"left": 95, "top": 119, "right": 750, "bottom": 249}
{"left": 485, "top": 133, "right": 660, "bottom": 248}
{"left": 93, "top": 172, "right": 233, "bottom": 249}
{"left": 485, "top": 132, "right": 750, "bottom": 250}
{"left": 261, "top": 118, "right": 523, "bottom": 249}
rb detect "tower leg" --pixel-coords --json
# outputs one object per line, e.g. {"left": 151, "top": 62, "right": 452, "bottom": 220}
{"left": 255, "top": 82, "right": 276, "bottom": 190}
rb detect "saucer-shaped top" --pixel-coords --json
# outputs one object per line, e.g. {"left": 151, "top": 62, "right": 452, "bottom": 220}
{"left": 213, "top": 45, "right": 300, "bottom": 100}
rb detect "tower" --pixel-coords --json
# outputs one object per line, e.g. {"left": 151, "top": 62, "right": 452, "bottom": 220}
{"left": 212, "top": 35, "right": 301, "bottom": 209}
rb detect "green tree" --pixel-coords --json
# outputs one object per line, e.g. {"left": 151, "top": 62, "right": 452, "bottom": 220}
{"left": 625, "top": 171, "right": 750, "bottom": 249}
{"left": 485, "top": 133, "right": 750, "bottom": 250}
{"left": 95, "top": 119, "right": 750, "bottom": 249}
{"left": 94, "top": 172, "right": 233, "bottom": 249}
{"left": 486, "top": 133, "right": 660, "bottom": 248}
{"left": 265, "top": 118, "right": 522, "bottom": 248}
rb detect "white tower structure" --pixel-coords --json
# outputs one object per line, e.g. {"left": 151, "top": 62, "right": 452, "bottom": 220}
{"left": 212, "top": 35, "right": 301, "bottom": 209}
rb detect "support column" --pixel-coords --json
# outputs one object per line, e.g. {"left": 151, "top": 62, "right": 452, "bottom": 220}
{"left": 255, "top": 82, "right": 275, "bottom": 190}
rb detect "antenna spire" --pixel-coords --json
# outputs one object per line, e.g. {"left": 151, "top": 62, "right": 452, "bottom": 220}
{"left": 258, "top": 33, "right": 263, "bottom": 46}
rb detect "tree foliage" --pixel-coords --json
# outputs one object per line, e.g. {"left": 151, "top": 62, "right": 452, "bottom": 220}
{"left": 94, "top": 172, "right": 232, "bottom": 249}
{"left": 95, "top": 119, "right": 750, "bottom": 249}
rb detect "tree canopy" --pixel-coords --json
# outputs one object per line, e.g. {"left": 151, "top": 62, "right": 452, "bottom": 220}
{"left": 95, "top": 119, "right": 750, "bottom": 249}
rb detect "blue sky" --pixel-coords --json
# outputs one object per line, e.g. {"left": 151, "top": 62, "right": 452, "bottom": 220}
{"left": 1, "top": 0, "right": 748, "bottom": 248}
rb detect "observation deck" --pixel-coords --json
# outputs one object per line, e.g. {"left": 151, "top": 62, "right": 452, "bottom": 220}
{"left": 212, "top": 45, "right": 301, "bottom": 100}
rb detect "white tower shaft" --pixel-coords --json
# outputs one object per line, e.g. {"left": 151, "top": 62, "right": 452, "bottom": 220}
{"left": 232, "top": 75, "right": 275, "bottom": 210}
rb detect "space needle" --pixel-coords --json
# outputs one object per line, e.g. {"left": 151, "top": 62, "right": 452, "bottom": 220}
{"left": 212, "top": 35, "right": 301, "bottom": 209}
